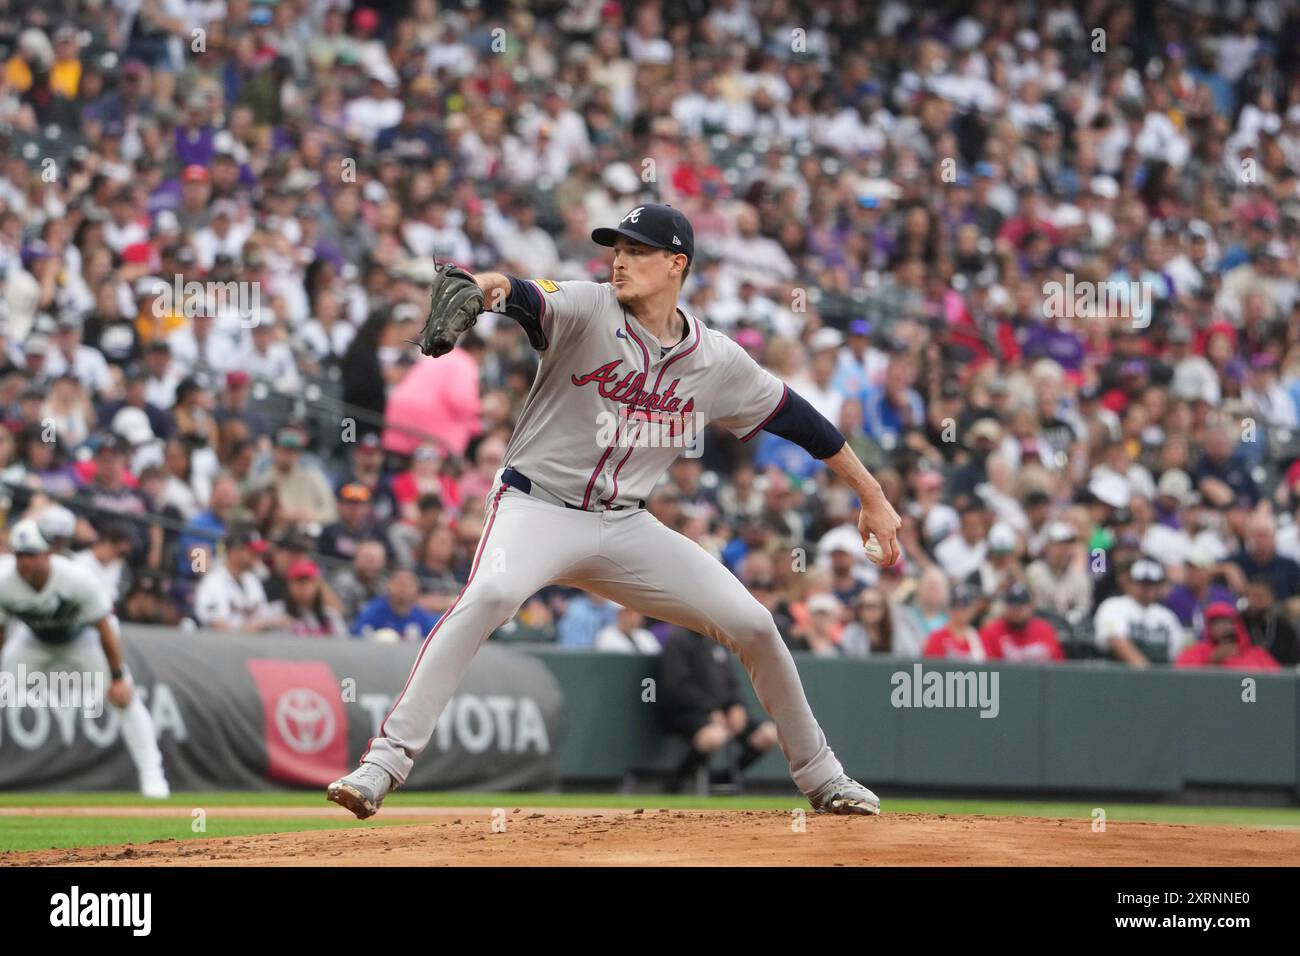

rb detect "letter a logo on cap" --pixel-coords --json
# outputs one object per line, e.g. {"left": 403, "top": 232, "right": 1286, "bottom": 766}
{"left": 622, "top": 206, "right": 644, "bottom": 224}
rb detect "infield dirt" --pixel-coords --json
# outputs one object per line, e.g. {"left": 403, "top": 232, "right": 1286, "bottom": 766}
{"left": 4, "top": 807, "right": 1297, "bottom": 866}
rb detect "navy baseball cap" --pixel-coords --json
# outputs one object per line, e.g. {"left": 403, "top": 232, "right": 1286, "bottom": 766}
{"left": 592, "top": 204, "right": 694, "bottom": 263}
{"left": 1005, "top": 582, "right": 1032, "bottom": 605}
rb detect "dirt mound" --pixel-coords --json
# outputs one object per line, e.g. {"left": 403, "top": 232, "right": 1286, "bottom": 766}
{"left": 5, "top": 808, "right": 1295, "bottom": 866}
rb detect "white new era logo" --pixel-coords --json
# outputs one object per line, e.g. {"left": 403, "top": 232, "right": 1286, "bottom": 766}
{"left": 672, "top": 236, "right": 681, "bottom": 245}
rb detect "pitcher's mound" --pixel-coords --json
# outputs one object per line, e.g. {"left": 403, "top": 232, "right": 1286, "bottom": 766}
{"left": 7, "top": 808, "right": 1295, "bottom": 866}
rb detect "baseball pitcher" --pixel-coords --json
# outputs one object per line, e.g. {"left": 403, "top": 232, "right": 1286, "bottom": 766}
{"left": 328, "top": 204, "right": 902, "bottom": 817}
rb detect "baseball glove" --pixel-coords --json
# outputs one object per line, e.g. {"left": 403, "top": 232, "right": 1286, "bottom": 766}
{"left": 413, "top": 261, "right": 485, "bottom": 357}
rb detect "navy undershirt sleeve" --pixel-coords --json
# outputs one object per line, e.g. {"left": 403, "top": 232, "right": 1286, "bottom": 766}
{"left": 763, "top": 386, "right": 846, "bottom": 459}
{"left": 505, "top": 276, "right": 549, "bottom": 351}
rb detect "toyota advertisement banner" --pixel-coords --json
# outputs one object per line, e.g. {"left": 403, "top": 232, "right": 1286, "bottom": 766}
{"left": 0, "top": 627, "right": 566, "bottom": 792}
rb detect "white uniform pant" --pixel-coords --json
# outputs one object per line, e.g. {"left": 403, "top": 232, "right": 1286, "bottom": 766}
{"left": 364, "top": 484, "right": 843, "bottom": 795}
{"left": 0, "top": 624, "right": 166, "bottom": 786}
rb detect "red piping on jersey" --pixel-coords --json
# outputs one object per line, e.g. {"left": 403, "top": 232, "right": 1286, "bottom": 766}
{"left": 364, "top": 483, "right": 508, "bottom": 761}
{"left": 581, "top": 444, "right": 617, "bottom": 510}
{"left": 586, "top": 313, "right": 654, "bottom": 509}
{"left": 741, "top": 383, "right": 789, "bottom": 442}
{"left": 623, "top": 320, "right": 650, "bottom": 371}
{"left": 651, "top": 316, "right": 700, "bottom": 395}
{"left": 602, "top": 421, "right": 643, "bottom": 507}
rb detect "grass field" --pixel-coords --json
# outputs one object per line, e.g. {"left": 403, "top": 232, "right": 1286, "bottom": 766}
{"left": 2, "top": 791, "right": 1298, "bottom": 854}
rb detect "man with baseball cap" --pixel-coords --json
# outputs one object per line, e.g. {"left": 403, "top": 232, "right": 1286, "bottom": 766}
{"left": 979, "top": 583, "right": 1064, "bottom": 662}
{"left": 318, "top": 482, "right": 392, "bottom": 563}
{"left": 588, "top": 203, "right": 697, "bottom": 356}
{"left": 1094, "top": 557, "right": 1186, "bottom": 665}
{"left": 922, "top": 583, "right": 991, "bottom": 660}
{"left": 0, "top": 519, "right": 170, "bottom": 797}
{"left": 331, "top": 198, "right": 903, "bottom": 820}
{"left": 193, "top": 528, "right": 276, "bottom": 631}
{"left": 1025, "top": 520, "right": 1093, "bottom": 616}
{"left": 256, "top": 427, "right": 338, "bottom": 530}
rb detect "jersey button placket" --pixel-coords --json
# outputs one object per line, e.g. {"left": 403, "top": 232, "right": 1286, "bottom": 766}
{"left": 600, "top": 460, "right": 615, "bottom": 510}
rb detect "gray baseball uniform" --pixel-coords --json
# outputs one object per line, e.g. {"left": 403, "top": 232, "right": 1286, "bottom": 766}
{"left": 363, "top": 280, "right": 844, "bottom": 796}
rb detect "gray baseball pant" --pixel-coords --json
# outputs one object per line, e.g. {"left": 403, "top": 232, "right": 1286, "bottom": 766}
{"left": 362, "top": 483, "right": 844, "bottom": 795}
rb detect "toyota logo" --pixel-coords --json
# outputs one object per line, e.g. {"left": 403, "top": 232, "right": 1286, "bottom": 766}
{"left": 274, "top": 688, "right": 336, "bottom": 754}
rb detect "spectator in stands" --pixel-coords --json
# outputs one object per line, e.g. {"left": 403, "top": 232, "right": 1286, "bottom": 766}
{"left": 1230, "top": 511, "right": 1300, "bottom": 614}
{"left": 43, "top": 374, "right": 94, "bottom": 448}
{"left": 923, "top": 583, "right": 992, "bottom": 661}
{"left": 70, "top": 522, "right": 133, "bottom": 608}
{"left": 934, "top": 502, "right": 989, "bottom": 586}
{"left": 391, "top": 492, "right": 446, "bottom": 570}
{"left": 787, "top": 592, "right": 844, "bottom": 657}
{"left": 658, "top": 626, "right": 779, "bottom": 793}
{"left": 1094, "top": 559, "right": 1187, "bottom": 667}
{"left": 271, "top": 559, "right": 349, "bottom": 638}
{"left": 454, "top": 432, "right": 506, "bottom": 504}
{"left": 595, "top": 606, "right": 661, "bottom": 654}
{"left": 1165, "top": 544, "right": 1237, "bottom": 635}
{"left": 383, "top": 328, "right": 483, "bottom": 459}
{"left": 101, "top": 366, "right": 171, "bottom": 444}
{"left": 172, "top": 377, "right": 220, "bottom": 453}
{"left": 1025, "top": 520, "right": 1092, "bottom": 617}
{"left": 556, "top": 592, "right": 617, "bottom": 648}
{"left": 339, "top": 432, "right": 397, "bottom": 523}
{"left": 48, "top": 313, "right": 112, "bottom": 398}
{"left": 9, "top": 424, "right": 76, "bottom": 502}
{"left": 177, "top": 474, "right": 244, "bottom": 578}
{"left": 413, "top": 524, "right": 462, "bottom": 615}
{"left": 980, "top": 583, "right": 1064, "bottom": 663}
{"left": 948, "top": 419, "right": 1002, "bottom": 498}
{"left": 819, "top": 531, "right": 870, "bottom": 608}
{"left": 352, "top": 568, "right": 440, "bottom": 641}
{"left": 1191, "top": 424, "right": 1258, "bottom": 510}
{"left": 239, "top": 314, "right": 302, "bottom": 395}
{"left": 977, "top": 522, "right": 1022, "bottom": 610}
{"left": 214, "top": 370, "right": 274, "bottom": 440}
{"left": 317, "top": 482, "right": 392, "bottom": 564}
{"left": 895, "top": 566, "right": 950, "bottom": 658}
{"left": 257, "top": 426, "right": 338, "bottom": 531}
{"left": 120, "top": 572, "right": 184, "bottom": 626}
{"left": 194, "top": 529, "right": 277, "bottom": 632}
{"left": 1239, "top": 578, "right": 1298, "bottom": 667}
{"left": 1175, "top": 603, "right": 1280, "bottom": 672}
{"left": 142, "top": 340, "right": 182, "bottom": 410}
{"left": 740, "top": 553, "right": 795, "bottom": 642}
{"left": 339, "top": 309, "right": 392, "bottom": 441}
{"left": 262, "top": 532, "right": 312, "bottom": 607}
{"left": 77, "top": 435, "right": 149, "bottom": 560}
{"left": 332, "top": 539, "right": 389, "bottom": 621}
{"left": 839, "top": 587, "right": 898, "bottom": 657}
{"left": 1092, "top": 533, "right": 1144, "bottom": 607}
{"left": 391, "top": 444, "right": 452, "bottom": 521}
{"left": 159, "top": 438, "right": 206, "bottom": 521}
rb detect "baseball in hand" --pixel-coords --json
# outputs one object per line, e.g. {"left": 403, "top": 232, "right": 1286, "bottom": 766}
{"left": 864, "top": 533, "right": 885, "bottom": 565}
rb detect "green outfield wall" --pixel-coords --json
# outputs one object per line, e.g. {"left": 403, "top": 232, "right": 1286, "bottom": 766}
{"left": 525, "top": 649, "right": 1300, "bottom": 797}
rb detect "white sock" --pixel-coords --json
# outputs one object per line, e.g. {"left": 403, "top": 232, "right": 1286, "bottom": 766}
{"left": 118, "top": 696, "right": 166, "bottom": 782}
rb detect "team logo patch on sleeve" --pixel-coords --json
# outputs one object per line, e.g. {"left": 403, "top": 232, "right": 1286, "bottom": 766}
{"left": 536, "top": 279, "right": 559, "bottom": 293}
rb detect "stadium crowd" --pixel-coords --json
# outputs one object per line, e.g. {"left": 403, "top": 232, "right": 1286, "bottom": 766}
{"left": 0, "top": 0, "right": 1298, "bottom": 668}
